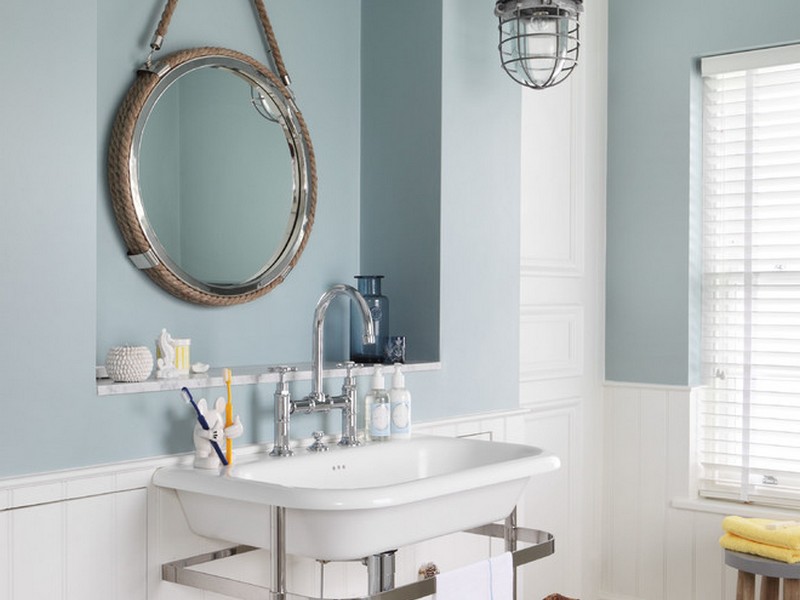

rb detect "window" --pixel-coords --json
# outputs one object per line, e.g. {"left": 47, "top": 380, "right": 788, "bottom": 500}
{"left": 699, "top": 44, "right": 800, "bottom": 508}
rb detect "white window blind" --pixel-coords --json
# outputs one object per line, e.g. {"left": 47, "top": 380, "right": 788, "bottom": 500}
{"left": 700, "top": 45, "right": 800, "bottom": 508}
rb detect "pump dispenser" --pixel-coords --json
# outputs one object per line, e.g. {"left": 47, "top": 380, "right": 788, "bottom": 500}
{"left": 389, "top": 364, "right": 411, "bottom": 439}
{"left": 364, "top": 366, "right": 390, "bottom": 441}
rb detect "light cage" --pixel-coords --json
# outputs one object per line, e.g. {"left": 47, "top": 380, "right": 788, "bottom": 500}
{"left": 495, "top": 0, "right": 583, "bottom": 90}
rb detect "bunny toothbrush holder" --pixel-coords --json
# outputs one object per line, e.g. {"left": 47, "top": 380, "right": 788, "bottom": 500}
{"left": 193, "top": 397, "right": 244, "bottom": 469}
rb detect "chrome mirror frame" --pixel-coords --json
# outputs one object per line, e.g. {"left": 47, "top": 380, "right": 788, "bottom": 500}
{"left": 108, "top": 47, "right": 316, "bottom": 306}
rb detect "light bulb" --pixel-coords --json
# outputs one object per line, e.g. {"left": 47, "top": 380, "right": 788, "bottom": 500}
{"left": 520, "top": 13, "right": 560, "bottom": 87}
{"left": 528, "top": 14, "right": 558, "bottom": 57}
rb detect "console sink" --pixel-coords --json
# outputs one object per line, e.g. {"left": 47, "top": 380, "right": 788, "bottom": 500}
{"left": 153, "top": 434, "right": 559, "bottom": 561}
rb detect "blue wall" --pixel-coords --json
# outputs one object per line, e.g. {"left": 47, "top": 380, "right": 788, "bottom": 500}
{"left": 361, "top": 0, "right": 442, "bottom": 363}
{"left": 606, "top": 0, "right": 800, "bottom": 386}
{"left": 1, "top": 1, "right": 98, "bottom": 477}
{"left": 437, "top": 0, "right": 521, "bottom": 411}
{"left": 1, "top": 0, "right": 521, "bottom": 477}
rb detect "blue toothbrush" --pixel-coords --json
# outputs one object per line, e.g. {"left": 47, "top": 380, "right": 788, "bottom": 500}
{"left": 181, "top": 387, "right": 228, "bottom": 466}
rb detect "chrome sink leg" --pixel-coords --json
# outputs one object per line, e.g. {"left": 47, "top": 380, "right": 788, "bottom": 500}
{"left": 365, "top": 550, "right": 396, "bottom": 594}
{"left": 505, "top": 508, "right": 518, "bottom": 600}
{"left": 317, "top": 560, "right": 328, "bottom": 599}
{"left": 504, "top": 508, "right": 518, "bottom": 552}
{"left": 271, "top": 506, "right": 286, "bottom": 600}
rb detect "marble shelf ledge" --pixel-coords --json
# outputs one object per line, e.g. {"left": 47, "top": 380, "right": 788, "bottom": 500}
{"left": 96, "top": 361, "right": 441, "bottom": 397}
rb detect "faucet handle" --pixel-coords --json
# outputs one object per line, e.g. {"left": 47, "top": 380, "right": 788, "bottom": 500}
{"left": 270, "top": 366, "right": 297, "bottom": 375}
{"left": 337, "top": 361, "right": 361, "bottom": 380}
{"left": 269, "top": 365, "right": 297, "bottom": 387}
{"left": 308, "top": 430, "right": 329, "bottom": 453}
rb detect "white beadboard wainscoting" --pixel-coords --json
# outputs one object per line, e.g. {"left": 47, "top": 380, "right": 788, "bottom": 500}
{"left": 517, "top": 398, "right": 586, "bottom": 599}
{"left": 0, "top": 409, "right": 569, "bottom": 600}
{"left": 601, "top": 381, "right": 758, "bottom": 600}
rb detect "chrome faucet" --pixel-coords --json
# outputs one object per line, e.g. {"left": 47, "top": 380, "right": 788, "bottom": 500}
{"left": 269, "top": 284, "right": 376, "bottom": 456}
{"left": 307, "top": 284, "right": 375, "bottom": 406}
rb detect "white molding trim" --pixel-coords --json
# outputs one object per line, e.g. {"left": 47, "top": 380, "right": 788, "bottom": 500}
{"left": 597, "top": 593, "right": 646, "bottom": 600}
{"left": 521, "top": 255, "right": 582, "bottom": 278}
{"left": 520, "top": 305, "right": 584, "bottom": 381}
{"left": 521, "top": 395, "right": 582, "bottom": 412}
{"left": 604, "top": 380, "right": 695, "bottom": 393}
{"left": 519, "top": 75, "right": 586, "bottom": 279}
{"left": 671, "top": 496, "right": 800, "bottom": 519}
{"left": 413, "top": 408, "right": 530, "bottom": 430}
{"left": 702, "top": 43, "right": 800, "bottom": 76}
{"left": 0, "top": 456, "right": 182, "bottom": 511}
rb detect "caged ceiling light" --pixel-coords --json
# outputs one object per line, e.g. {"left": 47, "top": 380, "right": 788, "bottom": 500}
{"left": 495, "top": 0, "right": 583, "bottom": 90}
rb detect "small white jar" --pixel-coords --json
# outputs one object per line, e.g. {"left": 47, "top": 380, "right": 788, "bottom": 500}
{"left": 105, "top": 346, "right": 154, "bottom": 382}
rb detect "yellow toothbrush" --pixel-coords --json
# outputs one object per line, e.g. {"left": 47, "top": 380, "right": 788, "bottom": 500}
{"left": 224, "top": 368, "right": 233, "bottom": 464}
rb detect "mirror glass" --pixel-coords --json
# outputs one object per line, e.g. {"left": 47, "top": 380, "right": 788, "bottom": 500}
{"left": 108, "top": 49, "right": 315, "bottom": 305}
{"left": 139, "top": 66, "right": 293, "bottom": 284}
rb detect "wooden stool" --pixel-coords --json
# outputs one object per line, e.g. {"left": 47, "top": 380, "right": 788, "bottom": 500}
{"left": 725, "top": 550, "right": 800, "bottom": 600}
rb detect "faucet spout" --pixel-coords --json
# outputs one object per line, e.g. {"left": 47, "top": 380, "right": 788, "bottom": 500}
{"left": 310, "top": 284, "right": 375, "bottom": 400}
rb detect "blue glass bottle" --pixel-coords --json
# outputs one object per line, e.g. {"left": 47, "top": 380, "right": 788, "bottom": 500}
{"left": 350, "top": 275, "right": 389, "bottom": 364}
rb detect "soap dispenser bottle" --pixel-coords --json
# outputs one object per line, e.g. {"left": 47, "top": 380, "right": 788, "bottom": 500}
{"left": 364, "top": 366, "right": 390, "bottom": 442}
{"left": 389, "top": 364, "right": 411, "bottom": 439}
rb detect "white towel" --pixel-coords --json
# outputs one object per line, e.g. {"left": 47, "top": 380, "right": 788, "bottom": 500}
{"left": 434, "top": 552, "right": 514, "bottom": 600}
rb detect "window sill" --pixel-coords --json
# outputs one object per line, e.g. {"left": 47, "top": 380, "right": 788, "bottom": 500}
{"left": 671, "top": 497, "right": 800, "bottom": 519}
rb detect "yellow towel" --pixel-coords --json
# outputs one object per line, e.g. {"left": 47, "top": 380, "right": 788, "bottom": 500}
{"left": 720, "top": 533, "right": 800, "bottom": 564}
{"left": 723, "top": 516, "right": 800, "bottom": 550}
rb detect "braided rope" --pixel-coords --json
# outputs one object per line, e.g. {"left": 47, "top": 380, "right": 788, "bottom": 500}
{"left": 107, "top": 47, "right": 317, "bottom": 306}
{"left": 251, "top": 0, "right": 290, "bottom": 83}
{"left": 154, "top": 0, "right": 179, "bottom": 43}
{"left": 150, "top": 0, "right": 291, "bottom": 83}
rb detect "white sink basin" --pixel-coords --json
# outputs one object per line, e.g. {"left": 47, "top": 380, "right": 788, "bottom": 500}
{"left": 152, "top": 434, "right": 559, "bottom": 561}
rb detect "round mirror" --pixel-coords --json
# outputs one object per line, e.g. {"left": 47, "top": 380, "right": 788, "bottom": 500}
{"left": 108, "top": 47, "right": 316, "bottom": 305}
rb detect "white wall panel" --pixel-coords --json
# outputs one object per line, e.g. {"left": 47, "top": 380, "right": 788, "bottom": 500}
{"left": 11, "top": 503, "right": 63, "bottom": 600}
{"left": 0, "top": 510, "right": 9, "bottom": 600}
{"left": 636, "top": 388, "right": 668, "bottom": 600}
{"left": 606, "top": 385, "right": 641, "bottom": 597}
{"left": 663, "top": 508, "right": 695, "bottom": 600}
{"left": 66, "top": 494, "right": 116, "bottom": 599}
{"left": 517, "top": 4, "right": 607, "bottom": 598}
{"left": 601, "top": 383, "right": 752, "bottom": 600}
{"left": 520, "top": 305, "right": 584, "bottom": 381}
{"left": 520, "top": 401, "right": 581, "bottom": 599}
{"left": 602, "top": 384, "right": 685, "bottom": 600}
{"left": 693, "top": 513, "right": 726, "bottom": 600}
{"left": 2, "top": 489, "right": 148, "bottom": 600}
{"left": 520, "top": 77, "right": 584, "bottom": 276}
{"left": 115, "top": 488, "right": 148, "bottom": 600}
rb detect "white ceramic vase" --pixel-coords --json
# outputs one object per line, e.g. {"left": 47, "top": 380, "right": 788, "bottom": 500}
{"left": 105, "top": 345, "right": 154, "bottom": 383}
